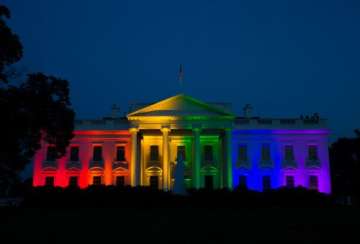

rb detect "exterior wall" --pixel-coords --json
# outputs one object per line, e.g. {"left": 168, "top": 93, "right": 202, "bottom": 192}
{"left": 33, "top": 130, "right": 131, "bottom": 188}
{"left": 231, "top": 129, "right": 331, "bottom": 193}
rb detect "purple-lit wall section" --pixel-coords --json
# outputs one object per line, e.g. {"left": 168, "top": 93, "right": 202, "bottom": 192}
{"left": 232, "top": 129, "right": 331, "bottom": 193}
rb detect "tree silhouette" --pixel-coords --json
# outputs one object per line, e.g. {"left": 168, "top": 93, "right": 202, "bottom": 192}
{"left": 330, "top": 129, "right": 360, "bottom": 202}
{"left": 0, "top": 5, "right": 23, "bottom": 83}
{"left": 0, "top": 4, "right": 74, "bottom": 195}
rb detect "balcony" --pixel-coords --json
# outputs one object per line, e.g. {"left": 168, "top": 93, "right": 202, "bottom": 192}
{"left": 112, "top": 161, "right": 129, "bottom": 170}
{"left": 66, "top": 161, "right": 82, "bottom": 170}
{"left": 89, "top": 160, "right": 104, "bottom": 169}
{"left": 42, "top": 160, "right": 58, "bottom": 169}
{"left": 281, "top": 160, "right": 297, "bottom": 169}
{"left": 259, "top": 160, "right": 273, "bottom": 168}
{"left": 306, "top": 159, "right": 321, "bottom": 168}
{"left": 236, "top": 160, "right": 251, "bottom": 169}
{"left": 147, "top": 160, "right": 161, "bottom": 168}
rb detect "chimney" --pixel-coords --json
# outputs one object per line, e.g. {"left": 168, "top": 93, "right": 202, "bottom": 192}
{"left": 243, "top": 104, "right": 253, "bottom": 118}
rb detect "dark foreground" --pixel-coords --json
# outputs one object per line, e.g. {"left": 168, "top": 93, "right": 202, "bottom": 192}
{"left": 1, "top": 187, "right": 359, "bottom": 243}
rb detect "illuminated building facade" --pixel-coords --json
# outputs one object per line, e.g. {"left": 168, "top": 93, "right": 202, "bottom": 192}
{"left": 33, "top": 94, "right": 331, "bottom": 193}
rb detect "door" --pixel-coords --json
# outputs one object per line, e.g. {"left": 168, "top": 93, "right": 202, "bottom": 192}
{"left": 149, "top": 176, "right": 159, "bottom": 189}
{"left": 204, "top": 175, "right": 214, "bottom": 190}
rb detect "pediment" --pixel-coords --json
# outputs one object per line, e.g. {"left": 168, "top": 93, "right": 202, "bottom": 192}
{"left": 127, "top": 94, "right": 234, "bottom": 119}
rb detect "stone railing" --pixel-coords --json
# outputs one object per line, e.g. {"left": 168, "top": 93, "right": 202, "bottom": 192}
{"left": 66, "top": 161, "right": 82, "bottom": 170}
{"left": 259, "top": 160, "right": 274, "bottom": 168}
{"left": 112, "top": 161, "right": 129, "bottom": 170}
{"left": 236, "top": 160, "right": 251, "bottom": 169}
{"left": 89, "top": 160, "right": 104, "bottom": 168}
{"left": 42, "top": 160, "right": 58, "bottom": 169}
{"left": 281, "top": 160, "right": 297, "bottom": 169}
{"left": 305, "top": 159, "right": 321, "bottom": 168}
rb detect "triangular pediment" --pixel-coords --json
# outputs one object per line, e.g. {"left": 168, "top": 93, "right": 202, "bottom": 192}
{"left": 127, "top": 94, "right": 234, "bottom": 119}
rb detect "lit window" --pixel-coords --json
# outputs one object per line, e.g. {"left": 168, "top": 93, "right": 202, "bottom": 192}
{"left": 239, "top": 175, "right": 247, "bottom": 188}
{"left": 262, "top": 176, "right": 271, "bottom": 191}
{"left": 93, "top": 176, "right": 102, "bottom": 185}
{"left": 284, "top": 145, "right": 294, "bottom": 161}
{"left": 45, "top": 176, "right": 54, "bottom": 186}
{"left": 46, "top": 146, "right": 56, "bottom": 161}
{"left": 238, "top": 145, "right": 248, "bottom": 161}
{"left": 69, "top": 176, "right": 78, "bottom": 187}
{"left": 308, "top": 146, "right": 318, "bottom": 161}
{"left": 70, "top": 146, "right": 79, "bottom": 161}
{"left": 309, "top": 175, "right": 318, "bottom": 190}
{"left": 286, "top": 176, "right": 295, "bottom": 188}
{"left": 93, "top": 146, "right": 102, "bottom": 161}
{"left": 261, "top": 144, "right": 271, "bottom": 161}
{"left": 116, "top": 146, "right": 125, "bottom": 161}
{"left": 116, "top": 176, "right": 125, "bottom": 186}
{"left": 204, "top": 145, "right": 213, "bottom": 162}
{"left": 150, "top": 145, "right": 159, "bottom": 161}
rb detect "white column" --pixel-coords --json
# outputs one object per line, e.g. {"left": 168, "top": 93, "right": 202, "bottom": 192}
{"left": 129, "top": 128, "right": 138, "bottom": 187}
{"left": 193, "top": 128, "right": 201, "bottom": 189}
{"left": 161, "top": 127, "right": 170, "bottom": 191}
{"left": 224, "top": 128, "right": 233, "bottom": 189}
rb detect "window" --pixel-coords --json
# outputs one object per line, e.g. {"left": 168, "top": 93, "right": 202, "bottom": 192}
{"left": 70, "top": 146, "right": 79, "bottom": 161}
{"left": 308, "top": 145, "right": 318, "bottom": 161}
{"left": 286, "top": 176, "right": 295, "bottom": 188}
{"left": 45, "top": 176, "right": 54, "bottom": 186}
{"left": 239, "top": 175, "right": 247, "bottom": 188}
{"left": 69, "top": 176, "right": 78, "bottom": 187}
{"left": 46, "top": 146, "right": 56, "bottom": 161}
{"left": 261, "top": 144, "right": 271, "bottom": 161}
{"left": 309, "top": 175, "right": 318, "bottom": 190}
{"left": 238, "top": 145, "right": 248, "bottom": 162}
{"left": 177, "top": 146, "right": 186, "bottom": 161}
{"left": 93, "top": 146, "right": 102, "bottom": 161}
{"left": 204, "top": 175, "right": 214, "bottom": 189}
{"left": 150, "top": 145, "right": 159, "bottom": 161}
{"left": 116, "top": 176, "right": 125, "bottom": 186}
{"left": 262, "top": 176, "right": 271, "bottom": 191}
{"left": 284, "top": 145, "right": 294, "bottom": 161}
{"left": 116, "top": 146, "right": 125, "bottom": 161}
{"left": 149, "top": 176, "right": 159, "bottom": 189}
{"left": 204, "top": 145, "right": 213, "bottom": 162}
{"left": 93, "top": 176, "right": 102, "bottom": 185}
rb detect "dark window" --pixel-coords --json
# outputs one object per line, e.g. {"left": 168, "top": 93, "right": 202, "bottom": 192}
{"left": 261, "top": 144, "right": 271, "bottom": 161}
{"left": 284, "top": 145, "right": 294, "bottom": 161}
{"left": 309, "top": 175, "right": 318, "bottom": 190}
{"left": 93, "top": 146, "right": 102, "bottom": 161}
{"left": 149, "top": 176, "right": 159, "bottom": 189}
{"left": 177, "top": 146, "right": 186, "bottom": 161}
{"left": 150, "top": 145, "right": 159, "bottom": 161}
{"left": 116, "top": 176, "right": 125, "bottom": 186}
{"left": 69, "top": 176, "right": 78, "bottom": 187}
{"left": 45, "top": 176, "right": 54, "bottom": 186}
{"left": 70, "top": 146, "right": 79, "bottom": 161}
{"left": 116, "top": 146, "right": 125, "bottom": 161}
{"left": 93, "top": 176, "right": 102, "bottom": 185}
{"left": 204, "top": 145, "right": 213, "bottom": 162}
{"left": 262, "top": 176, "right": 271, "bottom": 191}
{"left": 239, "top": 175, "right": 247, "bottom": 188}
{"left": 238, "top": 145, "right": 247, "bottom": 161}
{"left": 46, "top": 146, "right": 56, "bottom": 161}
{"left": 286, "top": 176, "right": 295, "bottom": 188}
{"left": 308, "top": 146, "right": 318, "bottom": 160}
{"left": 204, "top": 175, "right": 214, "bottom": 189}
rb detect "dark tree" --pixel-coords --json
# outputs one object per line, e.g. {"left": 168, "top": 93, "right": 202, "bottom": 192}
{"left": 0, "top": 5, "right": 23, "bottom": 83}
{"left": 0, "top": 5, "right": 74, "bottom": 195}
{"left": 330, "top": 130, "right": 360, "bottom": 202}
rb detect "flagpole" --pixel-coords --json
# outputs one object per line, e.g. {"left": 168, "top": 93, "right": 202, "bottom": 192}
{"left": 178, "top": 64, "right": 184, "bottom": 94}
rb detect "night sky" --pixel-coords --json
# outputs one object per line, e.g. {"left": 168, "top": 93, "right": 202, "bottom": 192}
{"left": 4, "top": 0, "right": 360, "bottom": 140}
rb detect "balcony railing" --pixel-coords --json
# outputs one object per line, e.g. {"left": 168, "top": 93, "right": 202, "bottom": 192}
{"left": 281, "top": 160, "right": 297, "bottom": 169}
{"left": 89, "top": 160, "right": 104, "bottom": 168}
{"left": 236, "top": 160, "right": 251, "bottom": 169}
{"left": 112, "top": 161, "right": 129, "bottom": 170}
{"left": 306, "top": 159, "right": 321, "bottom": 168}
{"left": 259, "top": 160, "right": 273, "bottom": 168}
{"left": 66, "top": 161, "right": 82, "bottom": 170}
{"left": 42, "top": 160, "right": 58, "bottom": 169}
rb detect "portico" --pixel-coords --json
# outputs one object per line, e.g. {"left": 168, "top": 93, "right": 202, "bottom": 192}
{"left": 127, "top": 94, "right": 235, "bottom": 190}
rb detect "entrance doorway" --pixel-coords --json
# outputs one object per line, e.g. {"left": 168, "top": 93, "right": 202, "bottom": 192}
{"left": 149, "top": 176, "right": 159, "bottom": 189}
{"left": 204, "top": 175, "right": 214, "bottom": 189}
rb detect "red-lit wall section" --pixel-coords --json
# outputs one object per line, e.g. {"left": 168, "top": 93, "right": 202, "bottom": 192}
{"left": 33, "top": 130, "right": 131, "bottom": 188}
